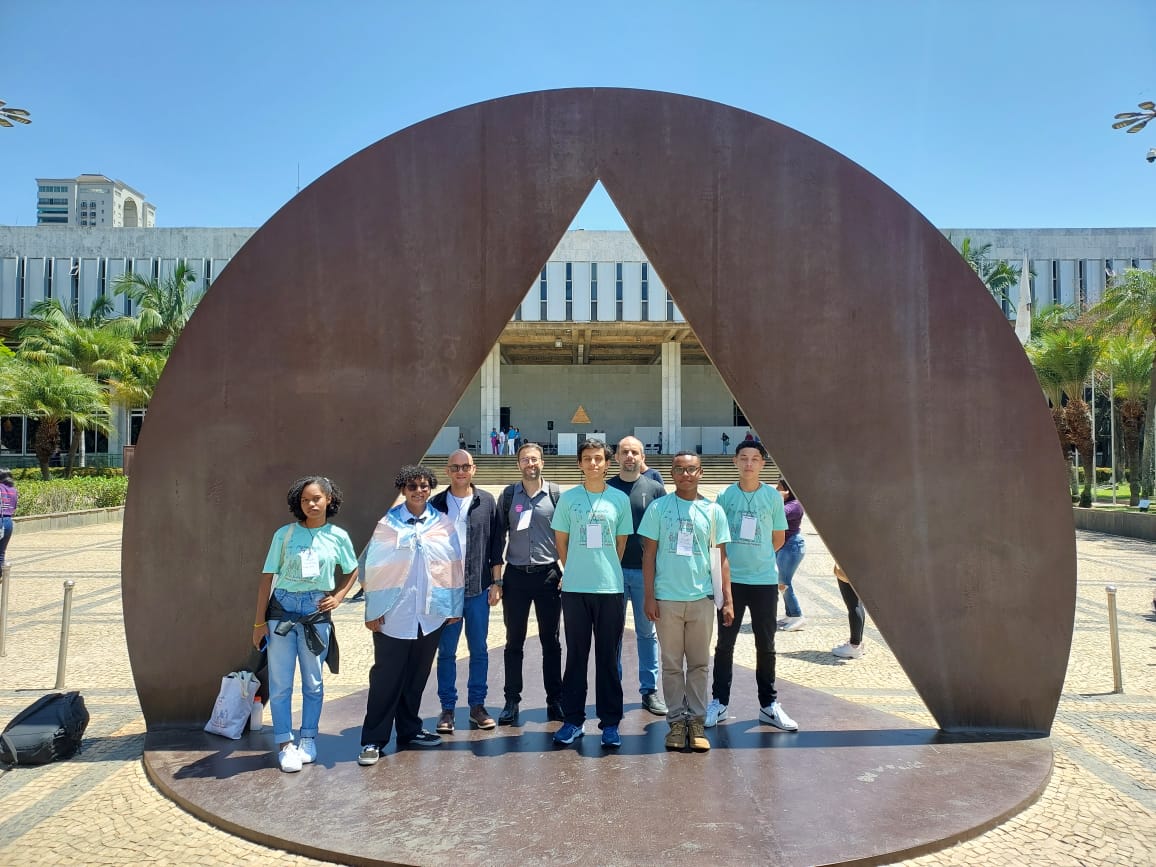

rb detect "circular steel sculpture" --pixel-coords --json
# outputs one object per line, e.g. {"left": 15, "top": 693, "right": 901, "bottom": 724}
{"left": 122, "top": 88, "right": 1074, "bottom": 734}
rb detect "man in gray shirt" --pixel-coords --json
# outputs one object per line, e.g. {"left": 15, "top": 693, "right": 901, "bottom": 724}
{"left": 492, "top": 442, "right": 563, "bottom": 726}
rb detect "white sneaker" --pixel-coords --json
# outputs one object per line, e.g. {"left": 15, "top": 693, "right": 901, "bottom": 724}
{"left": 779, "top": 616, "right": 806, "bottom": 632}
{"left": 278, "top": 743, "right": 303, "bottom": 773}
{"left": 297, "top": 737, "right": 317, "bottom": 764}
{"left": 704, "top": 699, "right": 729, "bottom": 727}
{"left": 832, "top": 642, "right": 865, "bottom": 659}
{"left": 759, "top": 701, "right": 798, "bottom": 731}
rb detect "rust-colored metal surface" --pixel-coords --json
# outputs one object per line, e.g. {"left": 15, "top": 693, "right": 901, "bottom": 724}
{"left": 143, "top": 646, "right": 1054, "bottom": 866}
{"left": 122, "top": 88, "right": 1074, "bottom": 732}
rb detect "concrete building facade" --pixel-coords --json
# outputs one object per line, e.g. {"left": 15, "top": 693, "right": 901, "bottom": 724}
{"left": 0, "top": 225, "right": 1153, "bottom": 463}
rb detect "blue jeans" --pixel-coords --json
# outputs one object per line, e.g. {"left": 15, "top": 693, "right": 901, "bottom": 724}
{"left": 617, "top": 568, "right": 659, "bottom": 694}
{"left": 437, "top": 591, "right": 491, "bottom": 708}
{"left": 266, "top": 588, "right": 330, "bottom": 744}
{"left": 776, "top": 535, "right": 806, "bottom": 618}
{"left": 0, "top": 517, "right": 13, "bottom": 570}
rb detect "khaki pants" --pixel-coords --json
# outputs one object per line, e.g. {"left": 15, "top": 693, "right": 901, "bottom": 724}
{"left": 655, "top": 597, "right": 716, "bottom": 722}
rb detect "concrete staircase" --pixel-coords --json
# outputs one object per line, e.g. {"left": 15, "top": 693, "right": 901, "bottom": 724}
{"left": 424, "top": 453, "right": 781, "bottom": 487}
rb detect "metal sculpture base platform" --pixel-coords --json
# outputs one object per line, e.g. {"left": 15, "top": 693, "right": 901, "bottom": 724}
{"left": 143, "top": 646, "right": 1051, "bottom": 866}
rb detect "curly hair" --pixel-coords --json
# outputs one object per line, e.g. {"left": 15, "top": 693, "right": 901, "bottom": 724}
{"left": 393, "top": 464, "right": 438, "bottom": 491}
{"left": 287, "top": 476, "right": 343, "bottom": 520}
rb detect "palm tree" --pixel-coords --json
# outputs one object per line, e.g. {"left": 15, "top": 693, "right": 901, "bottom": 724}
{"left": 955, "top": 237, "right": 1022, "bottom": 307}
{"left": 113, "top": 261, "right": 204, "bottom": 349}
{"left": 0, "top": 360, "right": 109, "bottom": 480}
{"left": 1102, "top": 336, "right": 1153, "bottom": 505}
{"left": 0, "top": 100, "right": 31, "bottom": 128}
{"left": 107, "top": 347, "right": 167, "bottom": 409}
{"left": 1093, "top": 267, "right": 1156, "bottom": 497}
{"left": 1029, "top": 327, "right": 1102, "bottom": 506}
{"left": 13, "top": 298, "right": 136, "bottom": 476}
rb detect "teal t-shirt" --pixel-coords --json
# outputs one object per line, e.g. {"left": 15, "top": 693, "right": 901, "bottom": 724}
{"left": 262, "top": 522, "right": 358, "bottom": 592}
{"left": 715, "top": 483, "right": 788, "bottom": 585}
{"left": 550, "top": 485, "right": 633, "bottom": 593}
{"left": 637, "top": 493, "right": 731, "bottom": 601}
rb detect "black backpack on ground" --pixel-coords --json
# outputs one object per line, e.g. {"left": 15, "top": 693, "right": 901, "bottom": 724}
{"left": 0, "top": 691, "right": 90, "bottom": 766}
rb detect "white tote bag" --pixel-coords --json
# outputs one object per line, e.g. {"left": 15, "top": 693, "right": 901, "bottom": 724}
{"left": 204, "top": 671, "right": 261, "bottom": 739}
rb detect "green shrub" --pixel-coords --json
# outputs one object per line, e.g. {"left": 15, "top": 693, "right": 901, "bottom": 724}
{"left": 12, "top": 477, "right": 129, "bottom": 516}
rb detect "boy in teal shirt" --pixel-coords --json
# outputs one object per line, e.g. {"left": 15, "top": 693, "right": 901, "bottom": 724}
{"left": 550, "top": 440, "right": 633, "bottom": 748}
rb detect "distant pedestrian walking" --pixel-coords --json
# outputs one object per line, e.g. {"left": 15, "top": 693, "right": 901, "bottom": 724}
{"left": 832, "top": 564, "right": 866, "bottom": 659}
{"left": 0, "top": 469, "right": 18, "bottom": 573}
{"left": 775, "top": 479, "right": 807, "bottom": 632}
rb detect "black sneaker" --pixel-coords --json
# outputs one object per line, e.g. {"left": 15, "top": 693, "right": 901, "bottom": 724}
{"left": 546, "top": 701, "right": 565, "bottom": 722}
{"left": 399, "top": 730, "right": 442, "bottom": 748}
{"left": 498, "top": 700, "right": 520, "bottom": 726}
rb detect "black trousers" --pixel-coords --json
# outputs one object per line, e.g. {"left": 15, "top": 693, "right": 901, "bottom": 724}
{"left": 502, "top": 564, "right": 563, "bottom": 704}
{"left": 839, "top": 579, "right": 865, "bottom": 645}
{"left": 361, "top": 624, "right": 443, "bottom": 748}
{"left": 561, "top": 591, "right": 626, "bottom": 728}
{"left": 711, "top": 582, "right": 779, "bottom": 707}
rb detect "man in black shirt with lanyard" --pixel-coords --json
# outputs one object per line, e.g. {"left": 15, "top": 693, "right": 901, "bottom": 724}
{"left": 492, "top": 442, "right": 563, "bottom": 726}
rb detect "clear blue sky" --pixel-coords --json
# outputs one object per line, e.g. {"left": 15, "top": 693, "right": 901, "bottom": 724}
{"left": 1, "top": 0, "right": 1152, "bottom": 230}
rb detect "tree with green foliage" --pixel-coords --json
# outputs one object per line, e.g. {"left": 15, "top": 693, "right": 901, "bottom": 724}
{"left": 1028, "top": 327, "right": 1102, "bottom": 506}
{"left": 1102, "top": 336, "right": 1153, "bottom": 506}
{"left": 1092, "top": 267, "right": 1156, "bottom": 497}
{"left": 955, "top": 237, "right": 1022, "bottom": 306}
{"left": 13, "top": 298, "right": 136, "bottom": 476}
{"left": 0, "top": 359, "right": 109, "bottom": 480}
{"left": 113, "top": 261, "right": 204, "bottom": 350}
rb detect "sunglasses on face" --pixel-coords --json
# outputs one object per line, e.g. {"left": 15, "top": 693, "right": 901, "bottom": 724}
{"left": 671, "top": 467, "right": 702, "bottom": 475}
{"left": 405, "top": 483, "right": 431, "bottom": 492}
{"left": 447, "top": 464, "right": 474, "bottom": 473}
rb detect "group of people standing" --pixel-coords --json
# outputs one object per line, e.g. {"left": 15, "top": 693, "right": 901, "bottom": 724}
{"left": 251, "top": 437, "right": 842, "bottom": 772}
{"left": 489, "top": 426, "right": 521, "bottom": 456}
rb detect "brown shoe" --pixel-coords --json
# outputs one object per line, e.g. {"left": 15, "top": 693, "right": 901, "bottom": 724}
{"left": 436, "top": 709, "right": 455, "bottom": 734}
{"left": 469, "top": 705, "right": 496, "bottom": 730}
{"left": 689, "top": 719, "right": 710, "bottom": 752}
{"left": 665, "top": 720, "right": 688, "bottom": 751}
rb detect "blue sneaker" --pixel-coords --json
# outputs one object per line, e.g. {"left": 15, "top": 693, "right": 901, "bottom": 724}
{"left": 553, "top": 722, "right": 584, "bottom": 745}
{"left": 600, "top": 725, "right": 621, "bottom": 749}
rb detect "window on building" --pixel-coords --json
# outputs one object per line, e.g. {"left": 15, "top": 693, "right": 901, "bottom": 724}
{"left": 590, "top": 262, "right": 598, "bottom": 319}
{"left": 615, "top": 262, "right": 624, "bottom": 321}
{"left": 539, "top": 268, "right": 548, "bottom": 319}
{"left": 1, "top": 416, "right": 25, "bottom": 455}
{"left": 1051, "top": 261, "right": 1061, "bottom": 305}
{"left": 564, "top": 262, "right": 573, "bottom": 320}
{"left": 641, "top": 262, "right": 649, "bottom": 321}
{"left": 733, "top": 402, "right": 749, "bottom": 427}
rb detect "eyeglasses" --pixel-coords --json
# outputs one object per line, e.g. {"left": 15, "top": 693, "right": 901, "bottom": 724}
{"left": 671, "top": 466, "right": 702, "bottom": 475}
{"left": 447, "top": 464, "right": 475, "bottom": 473}
{"left": 404, "top": 483, "right": 431, "bottom": 491}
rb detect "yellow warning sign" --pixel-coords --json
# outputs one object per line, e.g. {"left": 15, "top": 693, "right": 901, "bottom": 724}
{"left": 571, "top": 405, "right": 591, "bottom": 425}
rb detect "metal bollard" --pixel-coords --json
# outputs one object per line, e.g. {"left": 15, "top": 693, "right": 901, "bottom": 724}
{"left": 1106, "top": 585, "right": 1123, "bottom": 694}
{"left": 0, "top": 563, "right": 9, "bottom": 657}
{"left": 55, "top": 580, "right": 76, "bottom": 690}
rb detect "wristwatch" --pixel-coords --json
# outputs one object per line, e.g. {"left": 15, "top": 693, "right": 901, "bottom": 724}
{"left": 493, "top": 579, "right": 504, "bottom": 587}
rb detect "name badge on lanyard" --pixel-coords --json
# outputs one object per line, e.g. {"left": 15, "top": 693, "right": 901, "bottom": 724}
{"left": 516, "top": 508, "right": 532, "bottom": 532}
{"left": 586, "top": 521, "right": 603, "bottom": 549}
{"left": 676, "top": 519, "right": 694, "bottom": 557}
{"left": 739, "top": 513, "right": 758, "bottom": 541}
{"left": 299, "top": 548, "right": 321, "bottom": 578}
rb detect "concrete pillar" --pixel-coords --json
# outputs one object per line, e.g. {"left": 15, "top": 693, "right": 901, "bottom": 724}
{"left": 106, "top": 401, "right": 128, "bottom": 460}
{"left": 661, "top": 341, "right": 681, "bottom": 454}
{"left": 480, "top": 343, "right": 501, "bottom": 453}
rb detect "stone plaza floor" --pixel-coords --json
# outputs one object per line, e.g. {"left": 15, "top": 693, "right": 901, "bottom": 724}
{"left": 0, "top": 491, "right": 1153, "bottom": 865}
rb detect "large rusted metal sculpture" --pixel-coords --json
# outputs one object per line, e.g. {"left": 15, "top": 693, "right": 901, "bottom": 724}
{"left": 122, "top": 88, "right": 1074, "bottom": 734}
